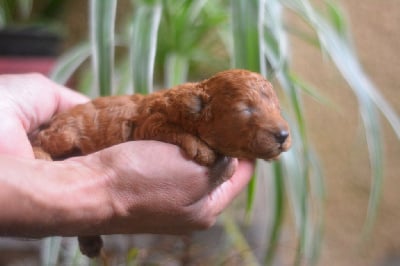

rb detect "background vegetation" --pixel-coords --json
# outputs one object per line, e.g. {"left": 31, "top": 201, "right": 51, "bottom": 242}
{"left": 1, "top": 0, "right": 399, "bottom": 265}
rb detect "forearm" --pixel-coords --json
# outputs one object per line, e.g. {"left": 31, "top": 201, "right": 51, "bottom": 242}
{"left": 0, "top": 154, "right": 112, "bottom": 238}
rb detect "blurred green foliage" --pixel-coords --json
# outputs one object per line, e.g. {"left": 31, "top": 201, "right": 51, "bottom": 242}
{"left": 34, "top": 0, "right": 400, "bottom": 265}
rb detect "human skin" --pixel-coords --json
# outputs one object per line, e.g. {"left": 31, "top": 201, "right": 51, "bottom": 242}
{"left": 0, "top": 73, "right": 254, "bottom": 238}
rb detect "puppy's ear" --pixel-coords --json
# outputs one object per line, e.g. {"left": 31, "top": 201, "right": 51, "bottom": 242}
{"left": 197, "top": 91, "right": 212, "bottom": 121}
{"left": 188, "top": 90, "right": 209, "bottom": 114}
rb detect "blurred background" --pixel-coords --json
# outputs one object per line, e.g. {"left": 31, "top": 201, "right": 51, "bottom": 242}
{"left": 291, "top": 1, "right": 400, "bottom": 265}
{"left": 0, "top": 0, "right": 399, "bottom": 265}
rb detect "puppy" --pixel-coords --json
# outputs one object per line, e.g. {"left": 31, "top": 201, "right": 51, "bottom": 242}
{"left": 31, "top": 69, "right": 291, "bottom": 258}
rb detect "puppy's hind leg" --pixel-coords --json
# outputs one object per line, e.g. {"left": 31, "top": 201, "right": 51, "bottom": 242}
{"left": 78, "top": 235, "right": 103, "bottom": 258}
{"left": 79, "top": 236, "right": 109, "bottom": 266}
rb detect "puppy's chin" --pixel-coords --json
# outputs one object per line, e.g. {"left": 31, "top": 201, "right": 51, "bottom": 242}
{"left": 261, "top": 153, "right": 281, "bottom": 162}
{"left": 259, "top": 146, "right": 287, "bottom": 161}
{"left": 263, "top": 154, "right": 281, "bottom": 162}
{"left": 280, "top": 139, "right": 291, "bottom": 152}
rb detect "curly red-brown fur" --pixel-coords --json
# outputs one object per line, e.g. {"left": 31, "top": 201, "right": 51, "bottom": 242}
{"left": 32, "top": 69, "right": 290, "bottom": 165}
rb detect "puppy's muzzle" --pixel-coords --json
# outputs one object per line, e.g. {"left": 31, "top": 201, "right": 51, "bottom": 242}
{"left": 275, "top": 130, "right": 289, "bottom": 145}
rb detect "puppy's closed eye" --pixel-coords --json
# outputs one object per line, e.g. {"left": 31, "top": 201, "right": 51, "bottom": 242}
{"left": 235, "top": 103, "right": 255, "bottom": 118}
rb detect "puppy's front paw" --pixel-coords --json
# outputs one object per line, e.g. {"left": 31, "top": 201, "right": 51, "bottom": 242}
{"left": 182, "top": 138, "right": 216, "bottom": 166}
{"left": 194, "top": 145, "right": 216, "bottom": 166}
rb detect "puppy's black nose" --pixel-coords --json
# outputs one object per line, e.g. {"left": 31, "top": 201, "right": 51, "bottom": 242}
{"left": 275, "top": 130, "right": 289, "bottom": 144}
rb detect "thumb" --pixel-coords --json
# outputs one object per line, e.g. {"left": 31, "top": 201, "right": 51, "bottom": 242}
{"left": 53, "top": 83, "right": 90, "bottom": 113}
{"left": 207, "top": 160, "right": 255, "bottom": 216}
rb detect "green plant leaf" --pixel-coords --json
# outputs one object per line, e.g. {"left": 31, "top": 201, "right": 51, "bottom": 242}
{"left": 126, "top": 247, "right": 140, "bottom": 265}
{"left": 222, "top": 212, "right": 260, "bottom": 266}
{"left": 325, "top": 0, "right": 349, "bottom": 41}
{"left": 89, "top": 0, "right": 117, "bottom": 96}
{"left": 0, "top": 6, "right": 5, "bottom": 27}
{"left": 231, "top": 0, "right": 262, "bottom": 72}
{"left": 289, "top": 72, "right": 338, "bottom": 111}
{"left": 245, "top": 170, "right": 257, "bottom": 219}
{"left": 156, "top": 0, "right": 227, "bottom": 80}
{"left": 50, "top": 42, "right": 91, "bottom": 85}
{"left": 130, "top": 2, "right": 162, "bottom": 94}
{"left": 41, "top": 237, "right": 62, "bottom": 266}
{"left": 264, "top": 161, "right": 285, "bottom": 266}
{"left": 261, "top": 2, "right": 326, "bottom": 264}
{"left": 307, "top": 151, "right": 325, "bottom": 266}
{"left": 16, "top": 0, "right": 32, "bottom": 21}
{"left": 359, "top": 94, "right": 384, "bottom": 238}
{"left": 279, "top": 123, "right": 309, "bottom": 265}
{"left": 0, "top": 0, "right": 12, "bottom": 26}
{"left": 261, "top": 0, "right": 288, "bottom": 77}
{"left": 164, "top": 52, "right": 189, "bottom": 87}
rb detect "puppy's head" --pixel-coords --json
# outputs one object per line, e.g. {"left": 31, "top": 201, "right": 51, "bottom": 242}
{"left": 197, "top": 69, "right": 291, "bottom": 160}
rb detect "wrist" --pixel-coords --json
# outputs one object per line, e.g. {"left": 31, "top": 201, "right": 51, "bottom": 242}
{"left": 0, "top": 155, "right": 114, "bottom": 237}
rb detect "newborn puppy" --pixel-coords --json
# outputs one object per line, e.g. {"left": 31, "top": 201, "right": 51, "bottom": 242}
{"left": 31, "top": 69, "right": 291, "bottom": 258}
{"left": 33, "top": 69, "right": 290, "bottom": 164}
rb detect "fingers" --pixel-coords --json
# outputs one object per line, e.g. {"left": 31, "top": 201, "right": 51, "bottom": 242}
{"left": 206, "top": 160, "right": 255, "bottom": 216}
{"left": 186, "top": 160, "right": 254, "bottom": 230}
{"left": 0, "top": 73, "right": 89, "bottom": 158}
{"left": 0, "top": 73, "right": 89, "bottom": 133}
{"left": 28, "top": 74, "right": 89, "bottom": 129}
{"left": 208, "top": 156, "right": 238, "bottom": 185}
{"left": 53, "top": 82, "right": 90, "bottom": 113}
{"left": 0, "top": 118, "right": 35, "bottom": 158}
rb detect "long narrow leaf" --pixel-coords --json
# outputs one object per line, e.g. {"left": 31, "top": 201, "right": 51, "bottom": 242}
{"left": 89, "top": 0, "right": 117, "bottom": 96}
{"left": 130, "top": 2, "right": 162, "bottom": 94}
{"left": 222, "top": 212, "right": 260, "bottom": 266}
{"left": 359, "top": 95, "right": 383, "bottom": 238}
{"left": 264, "top": 161, "right": 285, "bottom": 266}
{"left": 50, "top": 42, "right": 91, "bottom": 85}
{"left": 261, "top": 0, "right": 288, "bottom": 77}
{"left": 41, "top": 237, "right": 62, "bottom": 266}
{"left": 0, "top": 6, "right": 5, "bottom": 27}
{"left": 261, "top": 2, "right": 326, "bottom": 263}
{"left": 231, "top": 0, "right": 263, "bottom": 216}
{"left": 245, "top": 170, "right": 257, "bottom": 219}
{"left": 307, "top": 150, "right": 325, "bottom": 266}
{"left": 0, "top": 0, "right": 12, "bottom": 26}
{"left": 16, "top": 0, "right": 32, "bottom": 20}
{"left": 231, "top": 0, "right": 262, "bottom": 71}
{"left": 281, "top": 151, "right": 309, "bottom": 265}
{"left": 164, "top": 53, "right": 189, "bottom": 87}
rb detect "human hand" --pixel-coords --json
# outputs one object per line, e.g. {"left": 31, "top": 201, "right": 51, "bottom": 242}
{"left": 0, "top": 73, "right": 89, "bottom": 157}
{"left": 59, "top": 141, "right": 254, "bottom": 236}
